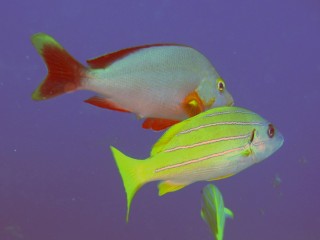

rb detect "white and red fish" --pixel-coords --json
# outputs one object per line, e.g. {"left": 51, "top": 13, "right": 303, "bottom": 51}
{"left": 31, "top": 33, "right": 234, "bottom": 130}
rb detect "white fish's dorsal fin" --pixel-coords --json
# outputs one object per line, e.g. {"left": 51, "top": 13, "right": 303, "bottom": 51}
{"left": 224, "top": 207, "right": 234, "bottom": 219}
{"left": 150, "top": 119, "right": 192, "bottom": 157}
{"left": 86, "top": 43, "right": 185, "bottom": 69}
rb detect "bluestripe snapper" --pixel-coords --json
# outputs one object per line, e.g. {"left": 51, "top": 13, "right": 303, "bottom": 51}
{"left": 110, "top": 106, "right": 284, "bottom": 221}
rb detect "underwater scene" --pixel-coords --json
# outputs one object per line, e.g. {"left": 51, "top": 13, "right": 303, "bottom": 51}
{"left": 0, "top": 0, "right": 319, "bottom": 239}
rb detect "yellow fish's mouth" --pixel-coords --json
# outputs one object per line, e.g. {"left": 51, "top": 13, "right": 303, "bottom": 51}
{"left": 228, "top": 101, "right": 234, "bottom": 106}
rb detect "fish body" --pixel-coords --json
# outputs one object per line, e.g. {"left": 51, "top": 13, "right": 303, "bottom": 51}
{"left": 110, "top": 106, "right": 284, "bottom": 221}
{"left": 201, "top": 184, "right": 233, "bottom": 240}
{"left": 31, "top": 33, "right": 234, "bottom": 130}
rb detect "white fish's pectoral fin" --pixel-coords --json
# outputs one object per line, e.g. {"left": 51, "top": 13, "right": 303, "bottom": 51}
{"left": 224, "top": 207, "right": 234, "bottom": 219}
{"left": 182, "top": 90, "right": 205, "bottom": 117}
{"left": 158, "top": 181, "right": 187, "bottom": 196}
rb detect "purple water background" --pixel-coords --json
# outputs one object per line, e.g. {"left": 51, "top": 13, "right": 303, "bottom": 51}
{"left": 1, "top": 0, "right": 319, "bottom": 239}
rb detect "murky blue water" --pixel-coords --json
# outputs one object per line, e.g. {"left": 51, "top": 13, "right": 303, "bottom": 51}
{"left": 1, "top": 1, "right": 319, "bottom": 239}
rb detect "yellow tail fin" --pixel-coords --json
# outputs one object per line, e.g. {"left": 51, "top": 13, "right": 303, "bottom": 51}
{"left": 110, "top": 146, "right": 148, "bottom": 222}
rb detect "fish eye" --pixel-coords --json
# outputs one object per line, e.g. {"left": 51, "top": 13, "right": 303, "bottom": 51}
{"left": 267, "top": 124, "right": 275, "bottom": 138}
{"left": 218, "top": 80, "right": 225, "bottom": 92}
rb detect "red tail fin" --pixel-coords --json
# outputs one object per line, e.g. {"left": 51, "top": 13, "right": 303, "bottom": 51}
{"left": 31, "top": 33, "right": 86, "bottom": 100}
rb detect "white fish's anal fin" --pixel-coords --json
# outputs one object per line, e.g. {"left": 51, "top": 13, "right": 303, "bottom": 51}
{"left": 158, "top": 181, "right": 187, "bottom": 196}
{"left": 142, "top": 118, "right": 180, "bottom": 131}
{"left": 84, "top": 96, "right": 130, "bottom": 113}
{"left": 224, "top": 207, "right": 234, "bottom": 219}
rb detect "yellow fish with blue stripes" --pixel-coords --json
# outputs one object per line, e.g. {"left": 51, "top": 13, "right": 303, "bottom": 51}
{"left": 110, "top": 106, "right": 284, "bottom": 221}
{"left": 201, "top": 184, "right": 233, "bottom": 240}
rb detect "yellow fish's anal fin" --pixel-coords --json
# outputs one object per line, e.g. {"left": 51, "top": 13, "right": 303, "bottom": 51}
{"left": 207, "top": 173, "right": 235, "bottom": 181}
{"left": 158, "top": 181, "right": 187, "bottom": 196}
{"left": 182, "top": 90, "right": 205, "bottom": 117}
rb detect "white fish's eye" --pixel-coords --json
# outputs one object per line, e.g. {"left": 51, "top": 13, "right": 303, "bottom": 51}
{"left": 218, "top": 80, "right": 225, "bottom": 92}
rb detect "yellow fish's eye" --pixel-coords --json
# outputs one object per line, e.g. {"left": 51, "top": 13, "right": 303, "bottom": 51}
{"left": 268, "top": 124, "right": 275, "bottom": 138}
{"left": 218, "top": 80, "right": 225, "bottom": 92}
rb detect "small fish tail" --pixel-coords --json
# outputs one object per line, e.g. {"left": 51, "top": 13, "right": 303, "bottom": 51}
{"left": 110, "top": 146, "right": 148, "bottom": 222}
{"left": 31, "top": 33, "right": 86, "bottom": 100}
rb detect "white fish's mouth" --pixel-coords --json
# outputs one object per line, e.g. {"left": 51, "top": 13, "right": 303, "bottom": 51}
{"left": 226, "top": 94, "right": 234, "bottom": 106}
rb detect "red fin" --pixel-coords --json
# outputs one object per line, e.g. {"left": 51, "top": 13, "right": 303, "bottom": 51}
{"left": 31, "top": 33, "right": 86, "bottom": 100}
{"left": 182, "top": 91, "right": 205, "bottom": 117}
{"left": 84, "top": 96, "right": 130, "bottom": 113}
{"left": 142, "top": 118, "right": 180, "bottom": 131}
{"left": 86, "top": 43, "right": 184, "bottom": 69}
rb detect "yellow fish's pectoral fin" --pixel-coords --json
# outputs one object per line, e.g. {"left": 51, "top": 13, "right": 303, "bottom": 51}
{"left": 182, "top": 90, "right": 205, "bottom": 117}
{"left": 142, "top": 118, "right": 180, "bottom": 131}
{"left": 158, "top": 181, "right": 187, "bottom": 196}
{"left": 241, "top": 148, "right": 253, "bottom": 157}
{"left": 207, "top": 173, "right": 235, "bottom": 181}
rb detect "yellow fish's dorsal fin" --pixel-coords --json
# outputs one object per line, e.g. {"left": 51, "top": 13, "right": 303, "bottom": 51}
{"left": 158, "top": 181, "right": 187, "bottom": 196}
{"left": 150, "top": 119, "right": 191, "bottom": 157}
